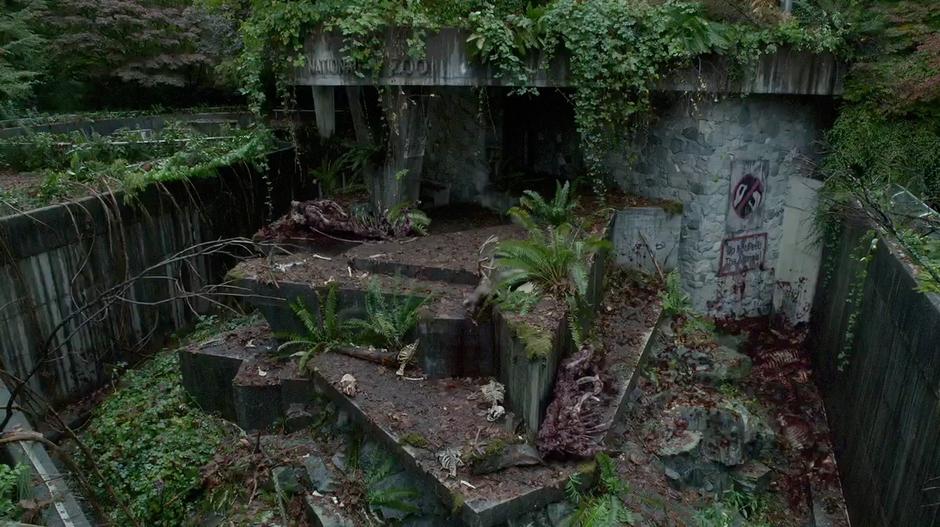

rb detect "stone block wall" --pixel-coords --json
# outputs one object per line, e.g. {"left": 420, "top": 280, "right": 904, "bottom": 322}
{"left": 611, "top": 93, "right": 832, "bottom": 317}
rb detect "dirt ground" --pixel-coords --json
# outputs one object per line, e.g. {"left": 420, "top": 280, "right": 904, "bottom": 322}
{"left": 610, "top": 315, "right": 850, "bottom": 527}
{"left": 311, "top": 351, "right": 584, "bottom": 507}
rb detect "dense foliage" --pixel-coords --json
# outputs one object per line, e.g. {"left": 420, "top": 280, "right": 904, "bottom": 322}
{"left": 0, "top": 123, "right": 273, "bottom": 209}
{"left": 1, "top": 0, "right": 240, "bottom": 113}
{"left": 78, "top": 351, "right": 228, "bottom": 525}
{"left": 0, "top": 463, "right": 29, "bottom": 521}
{"left": 0, "top": 1, "right": 46, "bottom": 108}
{"left": 821, "top": 0, "right": 940, "bottom": 291}
{"left": 214, "top": 0, "right": 853, "bottom": 183}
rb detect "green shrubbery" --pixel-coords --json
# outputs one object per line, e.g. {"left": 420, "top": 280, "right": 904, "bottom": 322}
{"left": 77, "top": 352, "right": 228, "bottom": 526}
{"left": 0, "top": 123, "right": 272, "bottom": 209}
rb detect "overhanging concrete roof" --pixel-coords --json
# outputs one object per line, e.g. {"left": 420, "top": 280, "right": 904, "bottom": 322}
{"left": 295, "top": 28, "right": 845, "bottom": 95}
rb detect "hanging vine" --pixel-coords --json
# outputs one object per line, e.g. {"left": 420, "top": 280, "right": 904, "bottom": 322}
{"left": 213, "top": 0, "right": 856, "bottom": 191}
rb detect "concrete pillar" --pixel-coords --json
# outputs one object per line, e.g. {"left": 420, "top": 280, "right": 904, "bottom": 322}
{"left": 311, "top": 86, "right": 335, "bottom": 138}
{"left": 345, "top": 86, "right": 373, "bottom": 145}
{"left": 370, "top": 87, "right": 432, "bottom": 212}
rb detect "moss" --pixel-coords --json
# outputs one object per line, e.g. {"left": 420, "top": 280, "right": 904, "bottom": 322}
{"left": 399, "top": 432, "right": 429, "bottom": 449}
{"left": 450, "top": 491, "right": 465, "bottom": 514}
{"left": 225, "top": 267, "right": 247, "bottom": 280}
{"left": 467, "top": 437, "right": 510, "bottom": 466}
{"left": 660, "top": 199, "right": 684, "bottom": 216}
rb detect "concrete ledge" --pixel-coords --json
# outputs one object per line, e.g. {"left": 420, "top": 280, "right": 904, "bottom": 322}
{"left": 296, "top": 28, "right": 845, "bottom": 95}
{"left": 0, "top": 386, "right": 92, "bottom": 527}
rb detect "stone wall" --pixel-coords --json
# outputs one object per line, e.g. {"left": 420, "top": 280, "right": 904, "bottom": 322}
{"left": 611, "top": 93, "right": 832, "bottom": 317}
{"left": 384, "top": 87, "right": 833, "bottom": 319}
{"left": 809, "top": 219, "right": 940, "bottom": 527}
{"left": 0, "top": 149, "right": 300, "bottom": 407}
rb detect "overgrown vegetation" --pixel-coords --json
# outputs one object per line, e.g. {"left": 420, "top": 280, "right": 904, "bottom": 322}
{"left": 211, "top": 0, "right": 855, "bottom": 187}
{"left": 695, "top": 488, "right": 774, "bottom": 527}
{"left": 496, "top": 184, "right": 610, "bottom": 347}
{"left": 0, "top": 463, "right": 29, "bottom": 522}
{"left": 77, "top": 351, "right": 229, "bottom": 526}
{"left": 0, "top": 122, "right": 272, "bottom": 210}
{"left": 2, "top": 0, "right": 240, "bottom": 114}
{"left": 348, "top": 279, "right": 427, "bottom": 352}
{"left": 277, "top": 282, "right": 351, "bottom": 371}
{"left": 820, "top": 0, "right": 940, "bottom": 292}
{"left": 508, "top": 179, "right": 578, "bottom": 228}
{"left": 565, "top": 453, "right": 635, "bottom": 527}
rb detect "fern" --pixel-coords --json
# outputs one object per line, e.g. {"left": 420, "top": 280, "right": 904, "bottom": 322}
{"left": 496, "top": 224, "right": 608, "bottom": 344}
{"left": 387, "top": 201, "right": 432, "bottom": 236}
{"left": 509, "top": 180, "right": 579, "bottom": 229}
{"left": 566, "top": 473, "right": 584, "bottom": 504}
{"left": 660, "top": 270, "right": 691, "bottom": 317}
{"left": 275, "top": 283, "right": 349, "bottom": 370}
{"left": 364, "top": 449, "right": 420, "bottom": 518}
{"left": 348, "top": 280, "right": 427, "bottom": 352}
{"left": 495, "top": 224, "right": 607, "bottom": 297}
{"left": 567, "top": 453, "right": 636, "bottom": 527}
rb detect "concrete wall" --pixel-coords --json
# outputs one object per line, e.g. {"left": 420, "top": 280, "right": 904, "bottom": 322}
{"left": 611, "top": 93, "right": 831, "bottom": 317}
{"left": 0, "top": 149, "right": 300, "bottom": 408}
{"left": 809, "top": 219, "right": 940, "bottom": 527}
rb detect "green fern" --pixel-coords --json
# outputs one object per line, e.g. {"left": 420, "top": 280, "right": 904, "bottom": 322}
{"left": 276, "top": 283, "right": 349, "bottom": 370}
{"left": 348, "top": 280, "right": 427, "bottom": 352}
{"left": 660, "top": 270, "right": 691, "bottom": 317}
{"left": 509, "top": 180, "right": 579, "bottom": 229}
{"left": 496, "top": 224, "right": 609, "bottom": 346}
{"left": 364, "top": 450, "right": 420, "bottom": 518}
{"left": 388, "top": 202, "right": 431, "bottom": 236}
{"left": 495, "top": 224, "right": 607, "bottom": 297}
{"left": 566, "top": 453, "right": 636, "bottom": 527}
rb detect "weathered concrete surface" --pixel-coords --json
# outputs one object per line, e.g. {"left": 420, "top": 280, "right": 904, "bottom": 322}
{"left": 809, "top": 219, "right": 940, "bottom": 527}
{"left": 611, "top": 207, "right": 682, "bottom": 273}
{"left": 612, "top": 93, "right": 831, "bottom": 317}
{"left": 0, "top": 386, "right": 92, "bottom": 527}
{"left": 296, "top": 29, "right": 845, "bottom": 95}
{"left": 772, "top": 175, "right": 823, "bottom": 322}
{"left": 0, "top": 148, "right": 299, "bottom": 408}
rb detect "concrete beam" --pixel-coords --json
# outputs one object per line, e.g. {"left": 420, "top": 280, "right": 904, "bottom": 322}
{"left": 295, "top": 28, "right": 845, "bottom": 96}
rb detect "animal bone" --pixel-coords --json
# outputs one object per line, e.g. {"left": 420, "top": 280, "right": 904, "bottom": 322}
{"left": 339, "top": 374, "right": 357, "bottom": 397}
{"left": 437, "top": 447, "right": 464, "bottom": 478}
{"left": 396, "top": 340, "right": 419, "bottom": 377}
{"left": 481, "top": 380, "right": 506, "bottom": 422}
{"left": 486, "top": 404, "right": 506, "bottom": 422}
{"left": 464, "top": 236, "right": 500, "bottom": 312}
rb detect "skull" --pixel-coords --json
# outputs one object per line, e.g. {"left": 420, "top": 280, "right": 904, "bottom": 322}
{"left": 339, "top": 374, "right": 357, "bottom": 397}
{"left": 486, "top": 404, "right": 505, "bottom": 422}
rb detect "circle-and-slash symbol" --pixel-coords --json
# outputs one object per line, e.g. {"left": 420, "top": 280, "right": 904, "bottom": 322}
{"left": 731, "top": 174, "right": 764, "bottom": 218}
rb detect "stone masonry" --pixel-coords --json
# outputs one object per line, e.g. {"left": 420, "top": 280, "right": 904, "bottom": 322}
{"left": 611, "top": 93, "right": 831, "bottom": 317}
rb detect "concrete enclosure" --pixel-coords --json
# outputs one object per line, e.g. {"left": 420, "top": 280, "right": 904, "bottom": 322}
{"left": 0, "top": 149, "right": 299, "bottom": 407}
{"left": 810, "top": 219, "right": 940, "bottom": 527}
{"left": 296, "top": 30, "right": 840, "bottom": 320}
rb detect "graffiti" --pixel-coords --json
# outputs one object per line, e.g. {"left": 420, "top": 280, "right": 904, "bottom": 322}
{"left": 732, "top": 174, "right": 764, "bottom": 218}
{"left": 719, "top": 232, "right": 768, "bottom": 275}
{"left": 727, "top": 159, "right": 770, "bottom": 234}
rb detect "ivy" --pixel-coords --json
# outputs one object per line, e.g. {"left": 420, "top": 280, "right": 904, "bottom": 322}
{"left": 216, "top": 0, "right": 854, "bottom": 192}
